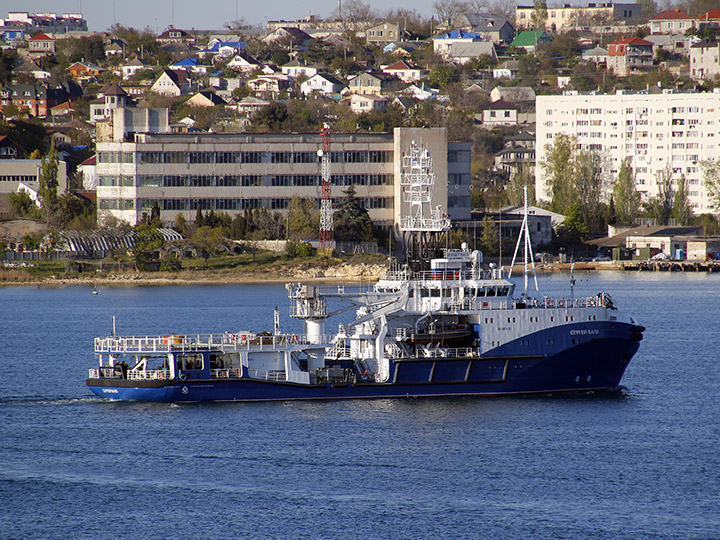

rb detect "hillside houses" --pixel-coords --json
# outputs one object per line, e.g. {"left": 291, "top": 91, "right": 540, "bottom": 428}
{"left": 452, "top": 13, "right": 515, "bottom": 45}
{"left": 121, "top": 57, "right": 149, "bottom": 80}
{"left": 607, "top": 37, "right": 654, "bottom": 76}
{"left": 301, "top": 73, "right": 343, "bottom": 96}
{"left": 382, "top": 61, "right": 427, "bottom": 83}
{"left": 649, "top": 10, "right": 695, "bottom": 34}
{"left": 150, "top": 69, "right": 193, "bottom": 96}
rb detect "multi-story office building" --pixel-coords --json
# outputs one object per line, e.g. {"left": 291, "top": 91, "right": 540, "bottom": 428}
{"left": 95, "top": 115, "right": 471, "bottom": 230}
{"left": 536, "top": 91, "right": 720, "bottom": 214}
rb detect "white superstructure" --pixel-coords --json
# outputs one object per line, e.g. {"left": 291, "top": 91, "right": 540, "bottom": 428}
{"left": 536, "top": 90, "right": 720, "bottom": 214}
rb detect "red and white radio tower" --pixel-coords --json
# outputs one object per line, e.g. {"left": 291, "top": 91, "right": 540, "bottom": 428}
{"left": 318, "top": 122, "right": 335, "bottom": 254}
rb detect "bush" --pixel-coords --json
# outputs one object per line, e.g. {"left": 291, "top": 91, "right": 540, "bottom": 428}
{"left": 159, "top": 255, "right": 182, "bottom": 272}
{"left": 296, "top": 241, "right": 314, "bottom": 257}
{"left": 284, "top": 240, "right": 297, "bottom": 258}
{"left": 284, "top": 240, "right": 315, "bottom": 258}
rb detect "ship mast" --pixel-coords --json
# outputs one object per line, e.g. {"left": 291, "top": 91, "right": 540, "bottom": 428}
{"left": 318, "top": 122, "right": 335, "bottom": 256}
{"left": 509, "top": 186, "right": 539, "bottom": 294}
{"left": 399, "top": 139, "right": 450, "bottom": 269}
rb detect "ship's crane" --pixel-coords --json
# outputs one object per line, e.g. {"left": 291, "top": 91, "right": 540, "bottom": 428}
{"left": 318, "top": 123, "right": 335, "bottom": 255}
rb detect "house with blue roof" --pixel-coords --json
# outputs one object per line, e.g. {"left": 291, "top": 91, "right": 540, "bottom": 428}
{"left": 202, "top": 39, "right": 246, "bottom": 58}
{"left": 172, "top": 58, "right": 210, "bottom": 74}
{"left": 433, "top": 30, "right": 488, "bottom": 58}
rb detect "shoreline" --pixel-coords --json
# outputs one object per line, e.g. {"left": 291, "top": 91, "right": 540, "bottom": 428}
{"left": 5, "top": 260, "right": 717, "bottom": 288}
{"left": 0, "top": 261, "right": 624, "bottom": 288}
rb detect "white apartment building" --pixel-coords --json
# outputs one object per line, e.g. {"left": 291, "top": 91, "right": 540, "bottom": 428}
{"left": 535, "top": 91, "right": 720, "bottom": 214}
{"left": 95, "top": 125, "right": 472, "bottom": 228}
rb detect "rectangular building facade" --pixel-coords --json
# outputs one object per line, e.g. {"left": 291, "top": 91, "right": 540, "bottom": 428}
{"left": 95, "top": 127, "right": 471, "bottom": 228}
{"left": 536, "top": 91, "right": 720, "bottom": 214}
{"left": 0, "top": 159, "right": 68, "bottom": 195}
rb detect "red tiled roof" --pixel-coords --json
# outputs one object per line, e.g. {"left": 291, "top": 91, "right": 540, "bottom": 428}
{"left": 650, "top": 9, "right": 693, "bottom": 20}
{"left": 699, "top": 9, "right": 720, "bottom": 19}
{"left": 29, "top": 32, "right": 53, "bottom": 41}
{"left": 609, "top": 37, "right": 653, "bottom": 46}
{"left": 385, "top": 60, "right": 420, "bottom": 70}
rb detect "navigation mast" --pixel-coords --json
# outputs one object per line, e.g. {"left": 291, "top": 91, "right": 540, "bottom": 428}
{"left": 318, "top": 122, "right": 334, "bottom": 255}
{"left": 508, "top": 186, "right": 539, "bottom": 294}
{"left": 399, "top": 139, "right": 450, "bottom": 268}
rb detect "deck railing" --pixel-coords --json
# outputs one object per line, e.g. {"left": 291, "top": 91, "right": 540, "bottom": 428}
{"left": 417, "top": 347, "right": 480, "bottom": 359}
{"left": 88, "top": 366, "right": 283, "bottom": 381}
{"left": 94, "top": 332, "right": 335, "bottom": 354}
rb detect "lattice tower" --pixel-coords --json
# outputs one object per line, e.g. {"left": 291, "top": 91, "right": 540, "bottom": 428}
{"left": 319, "top": 123, "right": 335, "bottom": 251}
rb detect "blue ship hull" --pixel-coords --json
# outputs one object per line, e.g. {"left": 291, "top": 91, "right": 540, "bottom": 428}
{"left": 87, "top": 321, "right": 641, "bottom": 403}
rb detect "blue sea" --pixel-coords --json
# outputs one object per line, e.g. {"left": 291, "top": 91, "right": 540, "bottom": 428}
{"left": 0, "top": 272, "right": 718, "bottom": 539}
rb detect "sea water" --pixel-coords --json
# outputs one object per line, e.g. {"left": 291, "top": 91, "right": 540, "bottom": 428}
{"left": 0, "top": 273, "right": 718, "bottom": 539}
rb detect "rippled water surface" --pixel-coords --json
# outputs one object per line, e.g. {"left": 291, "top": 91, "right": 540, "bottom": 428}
{"left": 1, "top": 273, "right": 718, "bottom": 539}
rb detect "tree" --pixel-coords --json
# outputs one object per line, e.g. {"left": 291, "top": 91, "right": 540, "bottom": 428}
{"left": 479, "top": 215, "right": 499, "bottom": 256}
{"left": 557, "top": 205, "right": 589, "bottom": 244}
{"left": 429, "top": 64, "right": 461, "bottom": 88}
{"left": 542, "top": 133, "right": 576, "bottom": 213}
{"left": 542, "top": 134, "right": 608, "bottom": 233}
{"left": 191, "top": 226, "right": 225, "bottom": 267}
{"left": 38, "top": 139, "right": 59, "bottom": 225}
{"left": 250, "top": 101, "right": 288, "bottom": 131}
{"left": 195, "top": 206, "right": 205, "bottom": 227}
{"left": 131, "top": 224, "right": 163, "bottom": 271}
{"left": 531, "top": 0, "right": 548, "bottom": 30}
{"left": 613, "top": 158, "right": 641, "bottom": 225}
{"left": 336, "top": 0, "right": 376, "bottom": 27}
{"left": 150, "top": 202, "right": 161, "bottom": 227}
{"left": 433, "top": 0, "right": 466, "bottom": 26}
{"left": 56, "top": 193, "right": 94, "bottom": 229}
{"left": 574, "top": 146, "right": 608, "bottom": 232}
{"left": 287, "top": 196, "right": 320, "bottom": 240}
{"left": 506, "top": 166, "right": 535, "bottom": 207}
{"left": 8, "top": 191, "right": 41, "bottom": 219}
{"left": 702, "top": 158, "right": 720, "bottom": 213}
{"left": 645, "top": 164, "right": 674, "bottom": 225}
{"left": 672, "top": 174, "right": 693, "bottom": 225}
{"left": 333, "top": 185, "right": 374, "bottom": 242}
{"left": 173, "top": 213, "right": 189, "bottom": 236}
{"left": 637, "top": 0, "right": 658, "bottom": 20}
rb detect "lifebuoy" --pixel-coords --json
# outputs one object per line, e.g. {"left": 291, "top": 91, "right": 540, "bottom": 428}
{"left": 291, "top": 334, "right": 299, "bottom": 344}
{"left": 219, "top": 371, "right": 227, "bottom": 378}
{"left": 558, "top": 300, "right": 565, "bottom": 308}
{"left": 228, "top": 333, "right": 236, "bottom": 342}
{"left": 157, "top": 372, "right": 166, "bottom": 380}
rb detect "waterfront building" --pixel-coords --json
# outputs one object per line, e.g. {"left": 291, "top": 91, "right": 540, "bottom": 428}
{"left": 535, "top": 91, "right": 720, "bottom": 214}
{"left": 94, "top": 116, "right": 472, "bottom": 229}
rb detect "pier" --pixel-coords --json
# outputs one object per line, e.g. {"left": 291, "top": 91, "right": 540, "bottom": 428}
{"left": 622, "top": 261, "right": 720, "bottom": 272}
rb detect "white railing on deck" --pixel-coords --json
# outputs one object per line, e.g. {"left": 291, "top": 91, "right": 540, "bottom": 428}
{"left": 443, "top": 296, "right": 606, "bottom": 312}
{"left": 383, "top": 269, "right": 498, "bottom": 282}
{"left": 94, "top": 332, "right": 333, "bottom": 354}
{"left": 418, "top": 347, "right": 480, "bottom": 359}
{"left": 247, "top": 369, "right": 286, "bottom": 381}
